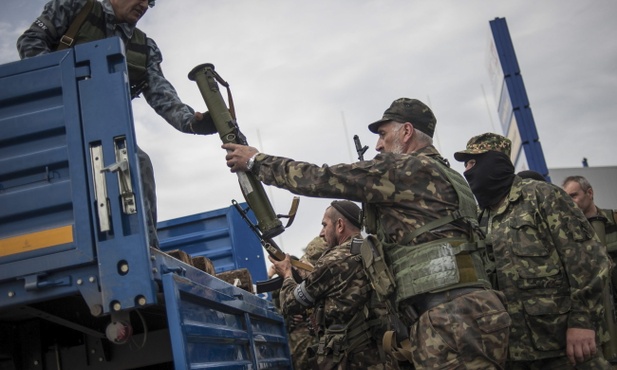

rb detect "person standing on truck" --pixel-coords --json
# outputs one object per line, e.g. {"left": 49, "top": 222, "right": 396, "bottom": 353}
{"left": 224, "top": 98, "right": 511, "bottom": 369}
{"left": 454, "top": 133, "right": 612, "bottom": 369}
{"left": 16, "top": 0, "right": 217, "bottom": 248}
{"left": 269, "top": 201, "right": 387, "bottom": 369}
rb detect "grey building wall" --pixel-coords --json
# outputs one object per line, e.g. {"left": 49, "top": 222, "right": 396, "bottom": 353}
{"left": 548, "top": 166, "right": 617, "bottom": 210}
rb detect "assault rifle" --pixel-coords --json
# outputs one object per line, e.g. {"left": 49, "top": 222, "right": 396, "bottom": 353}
{"left": 232, "top": 200, "right": 313, "bottom": 293}
{"left": 354, "top": 134, "right": 368, "bottom": 161}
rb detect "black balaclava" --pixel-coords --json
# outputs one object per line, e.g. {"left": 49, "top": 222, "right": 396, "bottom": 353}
{"left": 464, "top": 151, "right": 515, "bottom": 209}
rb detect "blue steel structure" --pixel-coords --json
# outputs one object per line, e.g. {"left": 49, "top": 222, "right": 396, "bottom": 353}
{"left": 0, "top": 38, "right": 290, "bottom": 369}
{"left": 489, "top": 17, "right": 550, "bottom": 179}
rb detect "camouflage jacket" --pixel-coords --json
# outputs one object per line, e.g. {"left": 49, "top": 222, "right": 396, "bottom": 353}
{"left": 16, "top": 0, "right": 208, "bottom": 134}
{"left": 481, "top": 176, "right": 610, "bottom": 361}
{"left": 597, "top": 208, "right": 617, "bottom": 255}
{"left": 279, "top": 235, "right": 371, "bottom": 330}
{"left": 253, "top": 145, "right": 471, "bottom": 245}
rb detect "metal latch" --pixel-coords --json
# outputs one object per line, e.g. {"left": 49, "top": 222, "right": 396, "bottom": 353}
{"left": 102, "top": 138, "right": 137, "bottom": 216}
{"left": 90, "top": 138, "right": 137, "bottom": 233}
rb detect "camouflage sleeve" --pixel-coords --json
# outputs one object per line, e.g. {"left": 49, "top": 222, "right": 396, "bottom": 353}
{"left": 278, "top": 248, "right": 367, "bottom": 321}
{"left": 541, "top": 185, "right": 611, "bottom": 329}
{"left": 141, "top": 37, "right": 200, "bottom": 134}
{"left": 278, "top": 259, "right": 342, "bottom": 317}
{"left": 253, "top": 153, "right": 394, "bottom": 203}
{"left": 278, "top": 276, "right": 308, "bottom": 316}
{"left": 16, "top": 0, "right": 85, "bottom": 58}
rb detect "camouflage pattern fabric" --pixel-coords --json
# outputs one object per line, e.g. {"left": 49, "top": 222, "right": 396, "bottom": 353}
{"left": 137, "top": 147, "right": 158, "bottom": 248}
{"left": 409, "top": 289, "right": 510, "bottom": 368}
{"left": 278, "top": 234, "right": 385, "bottom": 369}
{"left": 454, "top": 132, "right": 512, "bottom": 159}
{"left": 253, "top": 145, "right": 510, "bottom": 368}
{"left": 481, "top": 176, "right": 611, "bottom": 364}
{"left": 301, "top": 236, "right": 329, "bottom": 265}
{"left": 298, "top": 236, "right": 328, "bottom": 280}
{"left": 590, "top": 208, "right": 617, "bottom": 364}
{"left": 598, "top": 208, "right": 617, "bottom": 320}
{"left": 287, "top": 322, "right": 314, "bottom": 370}
{"left": 507, "top": 355, "right": 610, "bottom": 370}
{"left": 289, "top": 236, "right": 327, "bottom": 369}
{"left": 254, "top": 146, "right": 471, "bottom": 245}
{"left": 599, "top": 208, "right": 617, "bottom": 255}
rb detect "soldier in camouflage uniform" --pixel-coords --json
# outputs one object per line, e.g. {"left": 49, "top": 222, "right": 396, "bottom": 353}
{"left": 562, "top": 176, "right": 617, "bottom": 261}
{"left": 224, "top": 98, "right": 511, "bottom": 369}
{"left": 270, "top": 201, "right": 386, "bottom": 369}
{"left": 455, "top": 132, "right": 612, "bottom": 369}
{"left": 17, "top": 0, "right": 216, "bottom": 248}
{"left": 562, "top": 175, "right": 617, "bottom": 364}
{"left": 286, "top": 236, "right": 328, "bottom": 370}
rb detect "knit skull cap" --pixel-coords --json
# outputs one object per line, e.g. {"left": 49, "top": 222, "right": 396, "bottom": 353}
{"left": 454, "top": 132, "right": 512, "bottom": 162}
{"left": 330, "top": 200, "right": 362, "bottom": 229}
{"left": 368, "top": 98, "right": 436, "bottom": 138}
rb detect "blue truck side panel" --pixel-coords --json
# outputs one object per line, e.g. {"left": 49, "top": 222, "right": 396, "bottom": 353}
{"left": 0, "top": 37, "right": 156, "bottom": 315}
{"left": 0, "top": 38, "right": 290, "bottom": 369}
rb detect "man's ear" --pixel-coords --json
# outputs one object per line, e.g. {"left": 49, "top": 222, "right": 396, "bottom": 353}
{"left": 336, "top": 218, "right": 345, "bottom": 233}
{"left": 403, "top": 122, "right": 414, "bottom": 143}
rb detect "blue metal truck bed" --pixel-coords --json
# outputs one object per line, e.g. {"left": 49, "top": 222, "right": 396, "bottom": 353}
{"left": 0, "top": 38, "right": 290, "bottom": 369}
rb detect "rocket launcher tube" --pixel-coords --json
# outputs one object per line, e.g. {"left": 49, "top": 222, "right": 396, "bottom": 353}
{"left": 188, "top": 63, "right": 285, "bottom": 239}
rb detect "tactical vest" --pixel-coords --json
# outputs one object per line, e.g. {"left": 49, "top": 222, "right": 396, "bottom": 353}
{"left": 362, "top": 157, "right": 490, "bottom": 304}
{"left": 62, "top": 0, "right": 149, "bottom": 98}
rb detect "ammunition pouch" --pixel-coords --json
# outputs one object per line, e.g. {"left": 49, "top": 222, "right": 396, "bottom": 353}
{"left": 312, "top": 307, "right": 374, "bottom": 365}
{"left": 361, "top": 234, "right": 396, "bottom": 298}
{"left": 387, "top": 237, "right": 490, "bottom": 304}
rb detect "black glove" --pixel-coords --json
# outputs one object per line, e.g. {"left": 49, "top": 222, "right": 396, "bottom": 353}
{"left": 190, "top": 111, "right": 217, "bottom": 135}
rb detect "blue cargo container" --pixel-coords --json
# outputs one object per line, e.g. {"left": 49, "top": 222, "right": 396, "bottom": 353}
{"left": 0, "top": 38, "right": 290, "bottom": 369}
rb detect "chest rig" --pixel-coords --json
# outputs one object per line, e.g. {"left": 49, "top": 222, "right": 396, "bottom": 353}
{"left": 361, "top": 156, "right": 490, "bottom": 305}
{"left": 58, "top": 0, "right": 149, "bottom": 98}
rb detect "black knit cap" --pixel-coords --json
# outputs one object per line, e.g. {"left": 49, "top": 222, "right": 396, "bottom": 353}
{"left": 330, "top": 200, "right": 362, "bottom": 229}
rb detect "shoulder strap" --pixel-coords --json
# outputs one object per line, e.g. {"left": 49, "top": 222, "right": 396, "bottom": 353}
{"left": 398, "top": 157, "right": 479, "bottom": 246}
{"left": 57, "top": 0, "right": 95, "bottom": 50}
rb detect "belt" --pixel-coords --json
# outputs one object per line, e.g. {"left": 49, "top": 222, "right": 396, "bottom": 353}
{"left": 403, "top": 287, "right": 483, "bottom": 321}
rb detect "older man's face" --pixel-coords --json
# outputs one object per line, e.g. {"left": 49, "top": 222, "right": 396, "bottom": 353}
{"left": 374, "top": 121, "right": 405, "bottom": 154}
{"left": 110, "top": 0, "right": 149, "bottom": 25}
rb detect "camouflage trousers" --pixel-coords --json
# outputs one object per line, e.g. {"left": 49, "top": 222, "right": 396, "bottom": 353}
{"left": 288, "top": 324, "right": 315, "bottom": 370}
{"left": 137, "top": 147, "right": 158, "bottom": 249}
{"left": 506, "top": 354, "right": 611, "bottom": 370}
{"left": 405, "top": 288, "right": 511, "bottom": 369}
{"left": 308, "top": 343, "right": 386, "bottom": 370}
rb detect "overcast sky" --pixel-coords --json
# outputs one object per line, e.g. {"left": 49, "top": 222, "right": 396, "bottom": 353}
{"left": 2, "top": 0, "right": 616, "bottom": 259}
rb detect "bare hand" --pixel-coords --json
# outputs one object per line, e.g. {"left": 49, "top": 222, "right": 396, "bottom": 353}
{"left": 566, "top": 327, "right": 597, "bottom": 365}
{"left": 194, "top": 111, "right": 204, "bottom": 121}
{"left": 222, "top": 143, "right": 259, "bottom": 173}
{"left": 268, "top": 254, "right": 293, "bottom": 280}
